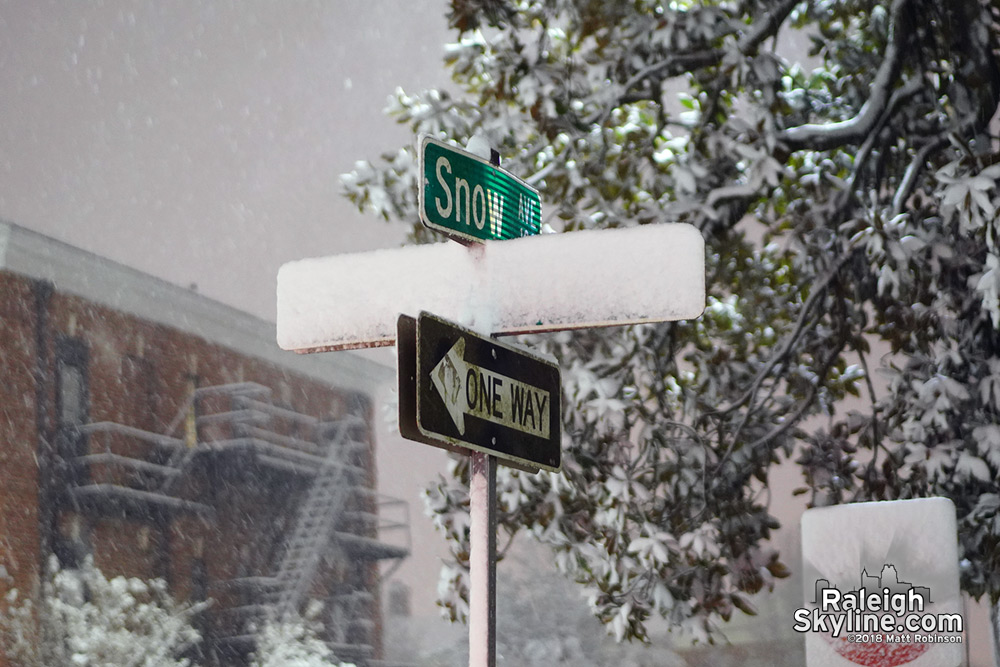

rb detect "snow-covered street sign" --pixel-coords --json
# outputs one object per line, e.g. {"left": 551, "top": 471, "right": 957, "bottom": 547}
{"left": 799, "top": 498, "right": 964, "bottom": 667}
{"left": 276, "top": 223, "right": 705, "bottom": 352}
{"left": 277, "top": 204, "right": 706, "bottom": 667}
{"left": 419, "top": 136, "right": 541, "bottom": 242}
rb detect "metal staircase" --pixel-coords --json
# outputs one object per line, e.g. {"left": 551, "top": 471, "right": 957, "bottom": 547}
{"left": 268, "top": 415, "right": 366, "bottom": 620}
{"left": 72, "top": 381, "right": 409, "bottom": 665}
{"left": 72, "top": 384, "right": 211, "bottom": 517}
{"left": 204, "top": 391, "right": 406, "bottom": 664}
{"left": 72, "top": 382, "right": 280, "bottom": 514}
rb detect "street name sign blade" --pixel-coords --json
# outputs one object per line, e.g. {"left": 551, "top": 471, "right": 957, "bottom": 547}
{"left": 419, "top": 136, "right": 541, "bottom": 242}
{"left": 277, "top": 223, "right": 705, "bottom": 352}
{"left": 415, "top": 312, "right": 560, "bottom": 472}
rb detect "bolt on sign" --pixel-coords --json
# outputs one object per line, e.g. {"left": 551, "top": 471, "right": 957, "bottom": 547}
{"left": 419, "top": 136, "right": 541, "bottom": 243}
{"left": 401, "top": 312, "right": 561, "bottom": 472}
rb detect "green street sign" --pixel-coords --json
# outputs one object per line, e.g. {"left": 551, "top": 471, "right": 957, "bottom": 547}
{"left": 419, "top": 136, "right": 541, "bottom": 242}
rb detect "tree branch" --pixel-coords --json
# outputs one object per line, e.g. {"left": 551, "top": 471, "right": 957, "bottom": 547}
{"left": 711, "top": 331, "right": 849, "bottom": 483}
{"left": 744, "top": 335, "right": 848, "bottom": 451}
{"left": 891, "top": 135, "right": 949, "bottom": 217}
{"left": 852, "top": 78, "right": 924, "bottom": 179}
{"left": 736, "top": 0, "right": 803, "bottom": 55}
{"left": 620, "top": 52, "right": 723, "bottom": 100}
{"left": 629, "top": 0, "right": 802, "bottom": 92}
{"left": 780, "top": 0, "right": 915, "bottom": 152}
{"left": 851, "top": 343, "right": 890, "bottom": 502}
{"left": 587, "top": 0, "right": 803, "bottom": 129}
{"left": 713, "top": 251, "right": 854, "bottom": 418}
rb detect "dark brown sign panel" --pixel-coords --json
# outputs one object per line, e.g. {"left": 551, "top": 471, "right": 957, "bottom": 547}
{"left": 396, "top": 312, "right": 561, "bottom": 472}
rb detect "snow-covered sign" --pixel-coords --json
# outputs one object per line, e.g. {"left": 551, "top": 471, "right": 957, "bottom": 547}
{"left": 799, "top": 498, "right": 965, "bottom": 667}
{"left": 276, "top": 223, "right": 705, "bottom": 352}
{"left": 420, "top": 136, "right": 541, "bottom": 242}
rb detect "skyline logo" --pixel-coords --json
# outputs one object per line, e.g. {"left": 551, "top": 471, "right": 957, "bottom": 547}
{"left": 800, "top": 499, "right": 964, "bottom": 667}
{"left": 794, "top": 564, "right": 963, "bottom": 667}
{"left": 810, "top": 563, "right": 932, "bottom": 614}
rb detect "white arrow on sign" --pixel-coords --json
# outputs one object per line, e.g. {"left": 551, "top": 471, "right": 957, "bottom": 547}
{"left": 430, "top": 337, "right": 551, "bottom": 439}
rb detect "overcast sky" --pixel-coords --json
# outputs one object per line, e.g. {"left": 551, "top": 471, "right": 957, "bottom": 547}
{"left": 0, "top": 0, "right": 452, "bottom": 320}
{"left": 1, "top": 0, "right": 465, "bottom": 620}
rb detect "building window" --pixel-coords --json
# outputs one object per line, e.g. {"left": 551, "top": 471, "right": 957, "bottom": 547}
{"left": 56, "top": 337, "right": 89, "bottom": 472}
{"left": 53, "top": 513, "right": 89, "bottom": 570}
{"left": 59, "top": 363, "right": 85, "bottom": 426}
{"left": 56, "top": 337, "right": 88, "bottom": 426}
{"left": 121, "top": 354, "right": 156, "bottom": 432}
{"left": 191, "top": 557, "right": 208, "bottom": 602}
{"left": 387, "top": 581, "right": 411, "bottom": 617}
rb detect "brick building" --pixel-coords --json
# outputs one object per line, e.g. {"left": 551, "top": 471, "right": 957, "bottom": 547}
{"left": 0, "top": 221, "right": 408, "bottom": 665}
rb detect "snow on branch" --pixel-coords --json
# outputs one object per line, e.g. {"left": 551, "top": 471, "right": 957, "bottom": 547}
{"left": 735, "top": 0, "right": 804, "bottom": 56}
{"left": 891, "top": 135, "right": 950, "bottom": 217}
{"left": 620, "top": 0, "right": 801, "bottom": 95}
{"left": 1, "top": 556, "right": 207, "bottom": 667}
{"left": 780, "top": 0, "right": 914, "bottom": 152}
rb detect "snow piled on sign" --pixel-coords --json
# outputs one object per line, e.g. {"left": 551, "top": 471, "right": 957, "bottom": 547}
{"left": 277, "top": 224, "right": 705, "bottom": 352}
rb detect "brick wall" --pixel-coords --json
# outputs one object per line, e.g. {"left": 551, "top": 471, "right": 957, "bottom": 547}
{"left": 0, "top": 268, "right": 384, "bottom": 665}
{"left": 0, "top": 273, "right": 43, "bottom": 663}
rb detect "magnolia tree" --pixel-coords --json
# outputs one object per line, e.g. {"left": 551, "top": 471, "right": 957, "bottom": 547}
{"left": 0, "top": 557, "right": 205, "bottom": 666}
{"left": 344, "top": 0, "right": 1000, "bottom": 644}
{"left": 249, "top": 602, "right": 356, "bottom": 667}
{"left": 1, "top": 561, "right": 357, "bottom": 667}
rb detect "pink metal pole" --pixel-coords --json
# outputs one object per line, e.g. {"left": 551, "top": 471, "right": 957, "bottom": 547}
{"left": 468, "top": 450, "right": 497, "bottom": 667}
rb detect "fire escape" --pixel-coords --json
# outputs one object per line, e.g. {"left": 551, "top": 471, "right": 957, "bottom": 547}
{"left": 70, "top": 381, "right": 409, "bottom": 665}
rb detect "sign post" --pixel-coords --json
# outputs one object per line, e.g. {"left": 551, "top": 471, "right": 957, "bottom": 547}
{"left": 418, "top": 139, "right": 538, "bottom": 667}
{"left": 401, "top": 310, "right": 559, "bottom": 665}
{"left": 468, "top": 450, "right": 497, "bottom": 667}
{"left": 277, "top": 138, "right": 707, "bottom": 667}
{"left": 404, "top": 313, "right": 562, "bottom": 667}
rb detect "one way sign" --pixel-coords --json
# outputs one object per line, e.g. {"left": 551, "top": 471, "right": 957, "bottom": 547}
{"left": 406, "top": 312, "right": 561, "bottom": 472}
{"left": 431, "top": 337, "right": 552, "bottom": 440}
